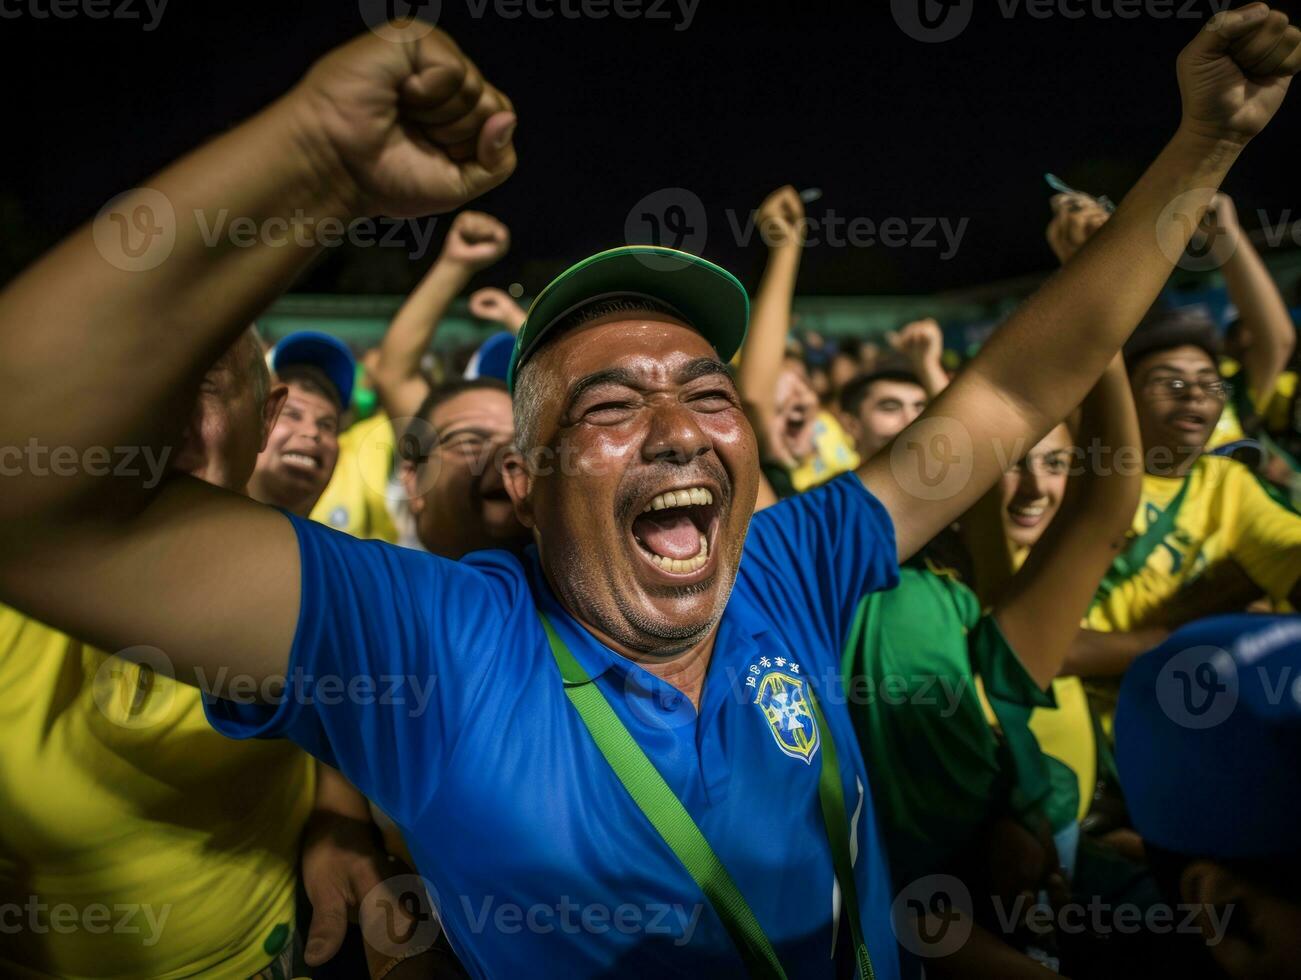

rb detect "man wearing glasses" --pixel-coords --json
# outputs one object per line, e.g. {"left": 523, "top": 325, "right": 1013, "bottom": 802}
{"left": 1089, "top": 310, "right": 1301, "bottom": 633}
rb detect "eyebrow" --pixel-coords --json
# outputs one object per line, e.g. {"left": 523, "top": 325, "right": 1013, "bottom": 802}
{"left": 1145, "top": 362, "right": 1218, "bottom": 377}
{"left": 564, "top": 358, "right": 734, "bottom": 410}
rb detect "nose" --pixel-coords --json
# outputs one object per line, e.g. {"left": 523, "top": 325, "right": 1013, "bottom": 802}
{"left": 1017, "top": 463, "right": 1047, "bottom": 500}
{"left": 641, "top": 400, "right": 711, "bottom": 465}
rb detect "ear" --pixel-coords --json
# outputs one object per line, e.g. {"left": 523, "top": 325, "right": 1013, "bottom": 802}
{"left": 837, "top": 408, "right": 862, "bottom": 445}
{"left": 399, "top": 459, "right": 424, "bottom": 516}
{"left": 501, "top": 447, "right": 535, "bottom": 529}
{"left": 261, "top": 384, "right": 289, "bottom": 452}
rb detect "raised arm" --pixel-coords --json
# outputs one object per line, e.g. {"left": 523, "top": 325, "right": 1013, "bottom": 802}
{"left": 862, "top": 5, "right": 1301, "bottom": 560}
{"left": 468, "top": 286, "right": 527, "bottom": 333}
{"left": 0, "top": 26, "right": 516, "bottom": 683}
{"left": 736, "top": 185, "right": 805, "bottom": 440}
{"left": 374, "top": 210, "right": 510, "bottom": 421}
{"left": 1207, "top": 192, "right": 1297, "bottom": 403}
{"left": 886, "top": 318, "right": 950, "bottom": 397}
{"left": 992, "top": 355, "right": 1143, "bottom": 689}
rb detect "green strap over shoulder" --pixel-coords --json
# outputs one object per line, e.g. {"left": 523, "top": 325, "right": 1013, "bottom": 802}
{"left": 539, "top": 613, "right": 874, "bottom": 979}
{"left": 1092, "top": 475, "right": 1192, "bottom": 605}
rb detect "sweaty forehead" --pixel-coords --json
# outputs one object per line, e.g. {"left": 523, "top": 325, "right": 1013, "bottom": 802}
{"left": 541, "top": 315, "right": 720, "bottom": 389}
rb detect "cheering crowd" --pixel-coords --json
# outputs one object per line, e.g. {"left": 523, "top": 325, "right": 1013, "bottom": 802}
{"left": 1, "top": 5, "right": 1300, "bottom": 979}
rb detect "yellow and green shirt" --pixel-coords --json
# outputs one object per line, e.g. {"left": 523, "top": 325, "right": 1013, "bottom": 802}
{"left": 0, "top": 607, "right": 314, "bottom": 979}
{"left": 311, "top": 412, "right": 400, "bottom": 543}
{"left": 1030, "top": 454, "right": 1301, "bottom": 821}
{"left": 789, "top": 411, "right": 860, "bottom": 493}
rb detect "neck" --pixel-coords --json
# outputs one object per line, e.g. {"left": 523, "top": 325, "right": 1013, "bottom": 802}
{"left": 1145, "top": 443, "right": 1202, "bottom": 478}
{"left": 247, "top": 473, "right": 318, "bottom": 516}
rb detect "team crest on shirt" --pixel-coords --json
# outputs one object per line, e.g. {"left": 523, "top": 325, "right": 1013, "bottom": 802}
{"left": 751, "top": 665, "right": 820, "bottom": 764}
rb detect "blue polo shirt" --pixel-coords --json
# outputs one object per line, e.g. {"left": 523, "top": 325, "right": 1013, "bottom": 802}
{"left": 207, "top": 473, "right": 903, "bottom": 978}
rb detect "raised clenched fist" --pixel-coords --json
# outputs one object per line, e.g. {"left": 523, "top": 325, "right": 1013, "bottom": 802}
{"left": 289, "top": 25, "right": 517, "bottom": 218}
{"left": 1177, "top": 4, "right": 1301, "bottom": 147}
{"left": 441, "top": 211, "right": 511, "bottom": 271}
{"left": 468, "top": 287, "right": 527, "bottom": 333}
{"left": 887, "top": 318, "right": 944, "bottom": 372}
{"left": 756, "top": 185, "right": 806, "bottom": 250}
{"left": 1045, "top": 193, "right": 1111, "bottom": 264}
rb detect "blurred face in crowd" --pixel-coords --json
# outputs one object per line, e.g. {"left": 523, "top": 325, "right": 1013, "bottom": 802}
{"left": 172, "top": 329, "right": 284, "bottom": 494}
{"left": 249, "top": 378, "right": 341, "bottom": 515}
{"left": 1131, "top": 345, "right": 1225, "bottom": 465}
{"left": 999, "top": 424, "right": 1072, "bottom": 550}
{"left": 849, "top": 378, "right": 929, "bottom": 460}
{"left": 402, "top": 385, "right": 526, "bottom": 558}
{"left": 769, "top": 358, "right": 819, "bottom": 466}
{"left": 505, "top": 312, "right": 760, "bottom": 658}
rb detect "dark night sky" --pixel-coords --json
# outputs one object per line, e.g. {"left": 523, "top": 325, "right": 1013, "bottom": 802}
{"left": 2, "top": 0, "right": 1299, "bottom": 296}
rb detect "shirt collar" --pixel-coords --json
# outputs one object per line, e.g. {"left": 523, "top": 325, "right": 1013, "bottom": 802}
{"left": 523, "top": 545, "right": 771, "bottom": 691}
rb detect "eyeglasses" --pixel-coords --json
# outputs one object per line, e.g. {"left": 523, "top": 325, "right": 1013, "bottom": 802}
{"left": 1143, "top": 376, "right": 1231, "bottom": 400}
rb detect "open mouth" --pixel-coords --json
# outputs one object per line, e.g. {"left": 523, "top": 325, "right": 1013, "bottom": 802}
{"left": 1007, "top": 498, "right": 1048, "bottom": 529}
{"left": 1168, "top": 411, "right": 1208, "bottom": 433}
{"left": 629, "top": 485, "right": 721, "bottom": 578}
{"left": 281, "top": 450, "right": 321, "bottom": 472}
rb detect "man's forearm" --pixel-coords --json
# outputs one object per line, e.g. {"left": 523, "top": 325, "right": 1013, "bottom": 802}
{"left": 969, "top": 129, "right": 1242, "bottom": 434}
{"left": 0, "top": 94, "right": 345, "bottom": 523}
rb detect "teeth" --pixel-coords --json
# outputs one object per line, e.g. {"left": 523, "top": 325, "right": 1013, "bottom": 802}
{"left": 647, "top": 534, "right": 710, "bottom": 574}
{"left": 642, "top": 487, "right": 714, "bottom": 513}
{"left": 283, "top": 452, "right": 316, "bottom": 466}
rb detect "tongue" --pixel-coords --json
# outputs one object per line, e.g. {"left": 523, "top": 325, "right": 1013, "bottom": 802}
{"left": 633, "top": 511, "right": 701, "bottom": 560}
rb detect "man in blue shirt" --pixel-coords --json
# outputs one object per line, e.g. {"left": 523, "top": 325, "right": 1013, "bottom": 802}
{"left": 0, "top": 8, "right": 1298, "bottom": 978}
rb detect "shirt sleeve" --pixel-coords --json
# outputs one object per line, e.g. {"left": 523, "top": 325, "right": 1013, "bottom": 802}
{"left": 1224, "top": 467, "right": 1301, "bottom": 602}
{"left": 203, "top": 512, "right": 523, "bottom": 824}
{"left": 742, "top": 472, "right": 899, "bottom": 653}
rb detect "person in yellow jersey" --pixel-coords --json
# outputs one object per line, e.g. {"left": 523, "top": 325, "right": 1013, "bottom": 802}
{"left": 311, "top": 350, "right": 402, "bottom": 543}
{"left": 1027, "top": 199, "right": 1301, "bottom": 836}
{"left": 0, "top": 328, "right": 393, "bottom": 978}
{"left": 1188, "top": 193, "right": 1298, "bottom": 458}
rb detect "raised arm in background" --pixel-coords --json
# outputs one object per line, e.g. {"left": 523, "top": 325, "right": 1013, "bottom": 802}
{"left": 992, "top": 355, "right": 1143, "bottom": 689}
{"left": 886, "top": 317, "right": 950, "bottom": 397}
{"left": 861, "top": 5, "right": 1301, "bottom": 561}
{"left": 0, "top": 26, "right": 516, "bottom": 685}
{"left": 373, "top": 209, "right": 510, "bottom": 422}
{"left": 468, "top": 285, "right": 527, "bottom": 333}
{"left": 736, "top": 185, "right": 805, "bottom": 444}
{"left": 1205, "top": 191, "right": 1297, "bottom": 400}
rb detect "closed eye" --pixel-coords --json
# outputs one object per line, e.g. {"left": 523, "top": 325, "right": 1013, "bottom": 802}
{"left": 688, "top": 389, "right": 736, "bottom": 410}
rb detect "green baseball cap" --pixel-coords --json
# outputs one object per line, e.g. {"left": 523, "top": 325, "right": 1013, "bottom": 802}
{"left": 505, "top": 245, "right": 750, "bottom": 392}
